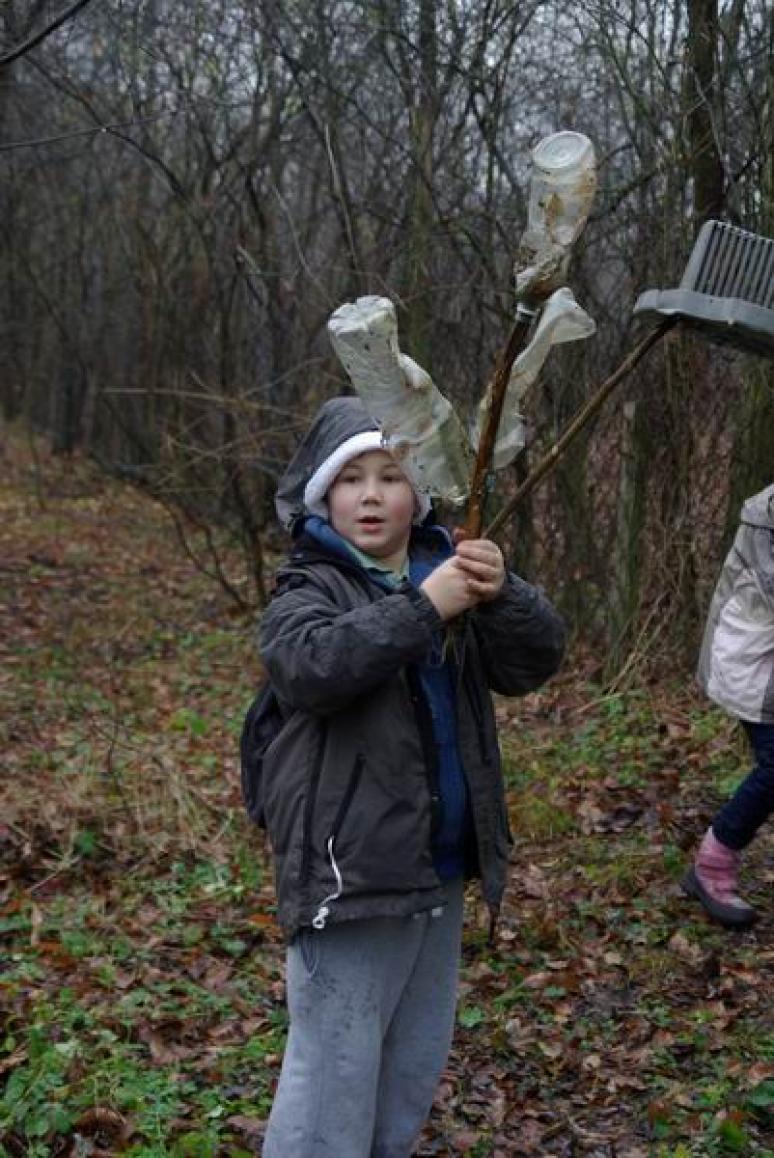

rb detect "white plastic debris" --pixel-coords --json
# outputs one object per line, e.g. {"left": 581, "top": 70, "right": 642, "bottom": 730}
{"left": 516, "top": 132, "right": 597, "bottom": 301}
{"left": 473, "top": 288, "right": 596, "bottom": 470}
{"left": 327, "top": 296, "right": 473, "bottom": 504}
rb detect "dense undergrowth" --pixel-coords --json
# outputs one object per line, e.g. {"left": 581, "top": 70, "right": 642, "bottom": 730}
{"left": 2, "top": 432, "right": 774, "bottom": 1156}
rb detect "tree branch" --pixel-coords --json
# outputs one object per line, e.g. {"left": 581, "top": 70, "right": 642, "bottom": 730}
{"left": 485, "top": 319, "right": 676, "bottom": 539}
{"left": 0, "top": 0, "right": 96, "bottom": 68}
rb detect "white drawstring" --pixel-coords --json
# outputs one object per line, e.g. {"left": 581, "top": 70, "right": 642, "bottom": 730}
{"left": 312, "top": 836, "right": 343, "bottom": 930}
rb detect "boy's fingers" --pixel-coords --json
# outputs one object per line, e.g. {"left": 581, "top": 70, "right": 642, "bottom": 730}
{"left": 456, "top": 553, "right": 497, "bottom": 574}
{"left": 455, "top": 541, "right": 502, "bottom": 563}
{"left": 456, "top": 536, "right": 495, "bottom": 547}
{"left": 457, "top": 553, "right": 505, "bottom": 599}
{"left": 457, "top": 570, "right": 491, "bottom": 589}
{"left": 455, "top": 538, "right": 491, "bottom": 552}
{"left": 456, "top": 555, "right": 501, "bottom": 578}
{"left": 466, "top": 570, "right": 499, "bottom": 585}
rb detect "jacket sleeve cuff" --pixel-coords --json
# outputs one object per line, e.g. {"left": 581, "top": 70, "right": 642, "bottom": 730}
{"left": 393, "top": 580, "right": 444, "bottom": 631}
{"left": 474, "top": 572, "right": 533, "bottom": 614}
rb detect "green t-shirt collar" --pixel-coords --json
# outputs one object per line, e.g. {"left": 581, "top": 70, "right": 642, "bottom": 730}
{"left": 343, "top": 541, "right": 409, "bottom": 587}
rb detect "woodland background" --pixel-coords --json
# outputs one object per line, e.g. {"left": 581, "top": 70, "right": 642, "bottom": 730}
{"left": 4, "top": 3, "right": 774, "bottom": 1155}
{"left": 2, "top": 0, "right": 774, "bottom": 669}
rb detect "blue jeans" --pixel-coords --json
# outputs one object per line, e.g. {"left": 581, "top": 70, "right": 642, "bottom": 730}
{"left": 712, "top": 721, "right": 774, "bottom": 851}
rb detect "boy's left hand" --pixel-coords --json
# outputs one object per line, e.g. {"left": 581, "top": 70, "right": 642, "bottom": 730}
{"left": 453, "top": 537, "right": 506, "bottom": 602}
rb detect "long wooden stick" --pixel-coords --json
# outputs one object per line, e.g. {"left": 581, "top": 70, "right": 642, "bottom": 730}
{"left": 464, "top": 309, "right": 537, "bottom": 536}
{"left": 484, "top": 318, "right": 676, "bottom": 539}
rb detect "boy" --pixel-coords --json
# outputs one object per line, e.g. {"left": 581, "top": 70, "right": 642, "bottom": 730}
{"left": 259, "top": 396, "right": 565, "bottom": 1156}
{"left": 683, "top": 483, "right": 774, "bottom": 929}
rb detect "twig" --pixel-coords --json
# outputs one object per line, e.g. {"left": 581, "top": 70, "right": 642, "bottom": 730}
{"left": 29, "top": 859, "right": 79, "bottom": 894}
{"left": 156, "top": 495, "right": 252, "bottom": 614}
{"left": 5, "top": 820, "right": 33, "bottom": 843}
{"left": 568, "top": 1116, "right": 625, "bottom": 1145}
{"left": 485, "top": 318, "right": 676, "bottom": 539}
{"left": 324, "top": 121, "right": 362, "bottom": 281}
{"left": 465, "top": 309, "right": 536, "bottom": 535}
{"left": 25, "top": 427, "right": 46, "bottom": 512}
{"left": 606, "top": 593, "right": 669, "bottom": 694}
{"left": 0, "top": 0, "right": 95, "bottom": 68}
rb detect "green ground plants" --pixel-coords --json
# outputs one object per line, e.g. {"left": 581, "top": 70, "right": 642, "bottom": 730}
{"left": 4, "top": 434, "right": 774, "bottom": 1154}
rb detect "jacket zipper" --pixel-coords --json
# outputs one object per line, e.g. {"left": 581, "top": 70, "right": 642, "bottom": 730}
{"left": 312, "top": 754, "right": 364, "bottom": 930}
{"left": 463, "top": 658, "right": 492, "bottom": 767}
{"left": 405, "top": 667, "right": 442, "bottom": 835}
{"left": 453, "top": 623, "right": 491, "bottom": 768}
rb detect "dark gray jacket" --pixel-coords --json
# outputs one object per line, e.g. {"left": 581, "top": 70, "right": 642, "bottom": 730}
{"left": 259, "top": 395, "right": 565, "bottom": 936}
{"left": 259, "top": 534, "right": 565, "bottom": 936}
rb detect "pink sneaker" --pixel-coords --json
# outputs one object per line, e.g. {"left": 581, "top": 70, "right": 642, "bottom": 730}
{"left": 682, "top": 828, "right": 757, "bottom": 929}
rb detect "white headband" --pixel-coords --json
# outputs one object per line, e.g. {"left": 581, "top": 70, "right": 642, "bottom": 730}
{"left": 303, "top": 431, "right": 432, "bottom": 522}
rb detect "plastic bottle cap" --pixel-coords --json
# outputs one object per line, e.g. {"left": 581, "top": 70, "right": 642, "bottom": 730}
{"left": 532, "top": 131, "right": 593, "bottom": 175}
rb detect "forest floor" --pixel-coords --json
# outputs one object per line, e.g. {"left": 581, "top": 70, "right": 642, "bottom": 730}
{"left": 2, "top": 430, "right": 774, "bottom": 1157}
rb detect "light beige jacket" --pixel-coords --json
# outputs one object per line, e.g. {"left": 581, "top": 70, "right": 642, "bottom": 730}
{"left": 697, "top": 485, "right": 774, "bottom": 724}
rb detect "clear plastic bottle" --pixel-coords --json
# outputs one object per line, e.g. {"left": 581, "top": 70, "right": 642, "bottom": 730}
{"left": 516, "top": 131, "right": 597, "bottom": 299}
{"left": 328, "top": 296, "right": 472, "bottom": 504}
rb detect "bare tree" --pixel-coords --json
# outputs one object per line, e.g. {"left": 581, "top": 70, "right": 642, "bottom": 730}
{"left": 1, "top": 0, "right": 771, "bottom": 651}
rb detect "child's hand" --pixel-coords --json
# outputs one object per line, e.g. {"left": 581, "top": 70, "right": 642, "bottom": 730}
{"left": 452, "top": 536, "right": 506, "bottom": 603}
{"left": 420, "top": 557, "right": 480, "bottom": 621}
{"left": 420, "top": 538, "right": 505, "bottom": 619}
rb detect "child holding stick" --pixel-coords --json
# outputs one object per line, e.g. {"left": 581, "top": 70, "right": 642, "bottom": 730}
{"left": 258, "top": 396, "right": 565, "bottom": 1156}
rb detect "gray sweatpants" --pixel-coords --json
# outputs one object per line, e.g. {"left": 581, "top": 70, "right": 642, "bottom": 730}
{"left": 262, "top": 877, "right": 465, "bottom": 1158}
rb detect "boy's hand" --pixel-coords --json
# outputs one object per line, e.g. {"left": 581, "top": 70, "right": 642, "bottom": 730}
{"left": 420, "top": 557, "right": 479, "bottom": 621}
{"left": 453, "top": 538, "right": 506, "bottom": 602}
{"left": 420, "top": 538, "right": 506, "bottom": 620}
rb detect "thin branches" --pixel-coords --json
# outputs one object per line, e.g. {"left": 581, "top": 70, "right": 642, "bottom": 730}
{"left": 0, "top": 0, "right": 96, "bottom": 68}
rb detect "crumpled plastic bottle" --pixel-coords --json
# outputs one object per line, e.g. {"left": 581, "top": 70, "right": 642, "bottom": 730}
{"left": 327, "top": 295, "right": 473, "bottom": 504}
{"left": 472, "top": 287, "right": 596, "bottom": 470}
{"left": 516, "top": 132, "right": 597, "bottom": 301}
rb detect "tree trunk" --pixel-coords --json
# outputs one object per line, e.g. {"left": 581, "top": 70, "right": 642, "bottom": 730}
{"left": 726, "top": 6, "right": 774, "bottom": 532}
{"left": 687, "top": 0, "right": 724, "bottom": 225}
{"left": 608, "top": 400, "right": 648, "bottom": 676}
{"left": 403, "top": 0, "right": 437, "bottom": 369}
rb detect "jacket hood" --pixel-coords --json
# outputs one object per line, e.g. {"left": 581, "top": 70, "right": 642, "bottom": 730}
{"left": 275, "top": 397, "right": 379, "bottom": 532}
{"left": 740, "top": 484, "right": 774, "bottom": 530}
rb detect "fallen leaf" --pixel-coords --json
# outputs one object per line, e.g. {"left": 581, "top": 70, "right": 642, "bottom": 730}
{"left": 29, "top": 902, "right": 43, "bottom": 947}
{"left": 0, "top": 1048, "right": 27, "bottom": 1076}
{"left": 227, "top": 1114, "right": 266, "bottom": 1137}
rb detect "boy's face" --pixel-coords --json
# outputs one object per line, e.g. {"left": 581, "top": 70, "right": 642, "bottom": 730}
{"left": 327, "top": 449, "right": 416, "bottom": 566}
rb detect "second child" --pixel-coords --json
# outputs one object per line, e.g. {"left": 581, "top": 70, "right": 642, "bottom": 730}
{"left": 683, "top": 483, "right": 774, "bottom": 928}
